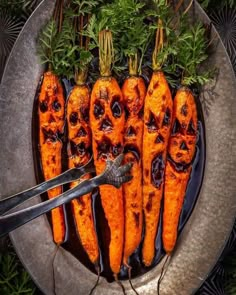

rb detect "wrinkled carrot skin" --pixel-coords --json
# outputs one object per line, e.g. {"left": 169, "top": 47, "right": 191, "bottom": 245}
{"left": 38, "top": 71, "right": 65, "bottom": 245}
{"left": 122, "top": 76, "right": 146, "bottom": 266}
{"left": 142, "top": 71, "right": 173, "bottom": 266}
{"left": 90, "top": 76, "right": 125, "bottom": 274}
{"left": 67, "top": 85, "right": 99, "bottom": 265}
{"left": 163, "top": 87, "right": 197, "bottom": 253}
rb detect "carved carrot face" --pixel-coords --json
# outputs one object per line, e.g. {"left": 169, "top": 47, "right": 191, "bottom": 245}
{"left": 168, "top": 87, "right": 198, "bottom": 165}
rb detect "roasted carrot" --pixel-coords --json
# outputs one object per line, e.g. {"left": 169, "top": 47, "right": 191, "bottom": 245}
{"left": 67, "top": 83, "right": 99, "bottom": 265}
{"left": 162, "top": 22, "right": 209, "bottom": 254}
{"left": 142, "top": 71, "right": 173, "bottom": 266}
{"left": 38, "top": 71, "right": 66, "bottom": 245}
{"left": 90, "top": 30, "right": 125, "bottom": 275}
{"left": 122, "top": 61, "right": 146, "bottom": 267}
{"left": 163, "top": 87, "right": 197, "bottom": 253}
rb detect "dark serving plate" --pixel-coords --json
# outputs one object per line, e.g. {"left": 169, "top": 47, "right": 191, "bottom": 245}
{"left": 0, "top": 0, "right": 236, "bottom": 294}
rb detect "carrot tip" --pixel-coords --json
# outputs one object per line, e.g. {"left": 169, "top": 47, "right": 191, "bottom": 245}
{"left": 114, "top": 274, "right": 126, "bottom": 295}
{"left": 89, "top": 267, "right": 101, "bottom": 295}
{"left": 157, "top": 255, "right": 171, "bottom": 295}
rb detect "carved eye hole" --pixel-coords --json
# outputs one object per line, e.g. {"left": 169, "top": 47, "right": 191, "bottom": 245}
{"left": 187, "top": 119, "right": 196, "bottom": 135}
{"left": 52, "top": 100, "right": 61, "bottom": 112}
{"left": 70, "top": 112, "right": 78, "bottom": 125}
{"left": 146, "top": 111, "right": 158, "bottom": 131}
{"left": 162, "top": 107, "right": 171, "bottom": 127}
{"left": 94, "top": 100, "right": 105, "bottom": 119}
{"left": 172, "top": 119, "right": 182, "bottom": 135}
{"left": 111, "top": 95, "right": 122, "bottom": 118}
{"left": 40, "top": 101, "right": 48, "bottom": 113}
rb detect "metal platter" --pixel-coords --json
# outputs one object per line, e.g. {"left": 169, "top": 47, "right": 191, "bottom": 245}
{"left": 0, "top": 0, "right": 236, "bottom": 294}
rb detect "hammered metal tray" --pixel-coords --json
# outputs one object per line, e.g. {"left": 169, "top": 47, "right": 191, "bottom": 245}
{"left": 0, "top": 1, "right": 236, "bottom": 294}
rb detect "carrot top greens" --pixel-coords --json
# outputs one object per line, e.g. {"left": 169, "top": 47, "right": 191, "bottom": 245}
{"left": 175, "top": 22, "right": 211, "bottom": 86}
{"left": 148, "top": 0, "right": 177, "bottom": 71}
{"left": 98, "top": 0, "right": 150, "bottom": 75}
{"left": 38, "top": 0, "right": 101, "bottom": 81}
{"left": 38, "top": 19, "right": 65, "bottom": 72}
{"left": 38, "top": 0, "right": 212, "bottom": 87}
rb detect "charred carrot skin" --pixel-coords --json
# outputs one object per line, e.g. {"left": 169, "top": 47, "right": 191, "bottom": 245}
{"left": 90, "top": 76, "right": 125, "bottom": 275}
{"left": 122, "top": 76, "right": 146, "bottom": 266}
{"left": 163, "top": 87, "right": 198, "bottom": 254}
{"left": 142, "top": 71, "right": 173, "bottom": 266}
{"left": 67, "top": 85, "right": 99, "bottom": 265}
{"left": 38, "top": 71, "right": 65, "bottom": 245}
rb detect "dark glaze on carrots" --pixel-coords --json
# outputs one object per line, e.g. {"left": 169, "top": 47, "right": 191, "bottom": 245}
{"left": 67, "top": 84, "right": 100, "bottom": 265}
{"left": 142, "top": 71, "right": 173, "bottom": 266}
{"left": 122, "top": 76, "right": 146, "bottom": 267}
{"left": 38, "top": 71, "right": 66, "bottom": 245}
{"left": 163, "top": 87, "right": 197, "bottom": 253}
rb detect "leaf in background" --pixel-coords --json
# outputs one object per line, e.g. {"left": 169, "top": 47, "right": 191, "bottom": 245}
{"left": 0, "top": 246, "right": 36, "bottom": 295}
{"left": 176, "top": 22, "right": 211, "bottom": 86}
{"left": 72, "top": 0, "right": 102, "bottom": 15}
{"left": 37, "top": 19, "right": 58, "bottom": 68}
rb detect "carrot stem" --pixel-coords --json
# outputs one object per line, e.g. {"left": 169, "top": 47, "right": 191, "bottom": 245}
{"left": 99, "top": 29, "right": 114, "bottom": 77}
{"left": 152, "top": 19, "right": 164, "bottom": 71}
{"left": 128, "top": 53, "right": 138, "bottom": 76}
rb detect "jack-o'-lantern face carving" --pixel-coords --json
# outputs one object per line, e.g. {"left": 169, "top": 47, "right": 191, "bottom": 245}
{"left": 90, "top": 78, "right": 125, "bottom": 165}
{"left": 38, "top": 72, "right": 65, "bottom": 141}
{"left": 67, "top": 85, "right": 91, "bottom": 166}
{"left": 168, "top": 88, "right": 198, "bottom": 165}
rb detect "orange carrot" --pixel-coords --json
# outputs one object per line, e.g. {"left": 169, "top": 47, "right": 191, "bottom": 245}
{"left": 90, "top": 76, "right": 125, "bottom": 274}
{"left": 67, "top": 84, "right": 100, "bottom": 265}
{"left": 142, "top": 71, "right": 173, "bottom": 266}
{"left": 90, "top": 29, "right": 125, "bottom": 275}
{"left": 122, "top": 75, "right": 146, "bottom": 267}
{"left": 163, "top": 87, "right": 197, "bottom": 253}
{"left": 38, "top": 71, "right": 66, "bottom": 245}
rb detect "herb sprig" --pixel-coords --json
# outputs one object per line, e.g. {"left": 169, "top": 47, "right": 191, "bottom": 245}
{"left": 38, "top": 19, "right": 65, "bottom": 71}
{"left": 176, "top": 22, "right": 211, "bottom": 86}
{"left": 38, "top": 0, "right": 101, "bottom": 81}
{"left": 100, "top": 0, "right": 151, "bottom": 75}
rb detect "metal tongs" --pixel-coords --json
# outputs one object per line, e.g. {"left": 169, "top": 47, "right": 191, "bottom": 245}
{"left": 0, "top": 154, "right": 132, "bottom": 237}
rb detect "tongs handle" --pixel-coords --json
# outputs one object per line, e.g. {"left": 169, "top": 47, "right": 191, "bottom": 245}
{"left": 0, "top": 158, "right": 95, "bottom": 215}
{"left": 0, "top": 154, "right": 132, "bottom": 237}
